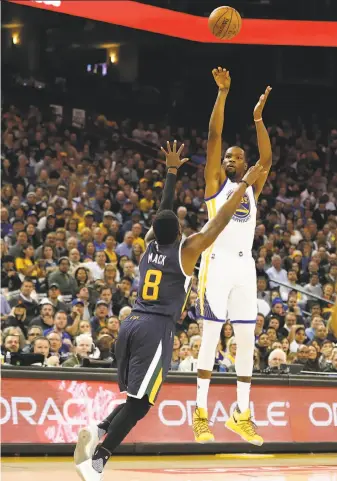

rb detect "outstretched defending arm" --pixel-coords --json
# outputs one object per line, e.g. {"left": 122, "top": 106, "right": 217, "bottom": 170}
{"left": 181, "top": 163, "right": 265, "bottom": 276}
{"left": 205, "top": 67, "right": 231, "bottom": 199}
{"left": 253, "top": 86, "right": 272, "bottom": 199}
{"left": 144, "top": 141, "right": 188, "bottom": 246}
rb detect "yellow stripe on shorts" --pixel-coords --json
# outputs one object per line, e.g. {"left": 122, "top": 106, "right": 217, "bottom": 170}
{"left": 198, "top": 198, "right": 216, "bottom": 315}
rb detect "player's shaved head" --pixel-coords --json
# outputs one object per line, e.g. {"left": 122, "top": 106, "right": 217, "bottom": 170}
{"left": 223, "top": 146, "right": 247, "bottom": 180}
{"left": 153, "top": 210, "right": 180, "bottom": 245}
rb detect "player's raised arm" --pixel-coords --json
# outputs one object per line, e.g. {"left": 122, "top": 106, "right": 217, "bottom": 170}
{"left": 144, "top": 141, "right": 188, "bottom": 246}
{"left": 181, "top": 163, "right": 265, "bottom": 275}
{"left": 205, "top": 67, "right": 231, "bottom": 198}
{"left": 253, "top": 86, "right": 272, "bottom": 199}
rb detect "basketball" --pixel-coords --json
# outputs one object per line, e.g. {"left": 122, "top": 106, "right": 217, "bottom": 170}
{"left": 208, "top": 6, "right": 242, "bottom": 40}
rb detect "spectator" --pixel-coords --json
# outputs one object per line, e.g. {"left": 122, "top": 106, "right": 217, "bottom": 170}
{"left": 303, "top": 345, "right": 321, "bottom": 372}
{"left": 289, "top": 326, "right": 307, "bottom": 353}
{"left": 9, "top": 279, "right": 38, "bottom": 323}
{"left": 32, "top": 336, "right": 50, "bottom": 361}
{"left": 266, "top": 255, "right": 288, "bottom": 289}
{"left": 112, "top": 276, "right": 132, "bottom": 315}
{"left": 178, "top": 336, "right": 201, "bottom": 372}
{"left": 107, "top": 316, "right": 120, "bottom": 339}
{"left": 22, "top": 325, "right": 43, "bottom": 353}
{"left": 48, "top": 257, "right": 77, "bottom": 301}
{"left": 305, "top": 316, "right": 325, "bottom": 342}
{"left": 44, "top": 311, "right": 72, "bottom": 349}
{"left": 219, "top": 337, "right": 237, "bottom": 371}
{"left": 265, "top": 348, "right": 287, "bottom": 372}
{"left": 85, "top": 251, "right": 108, "bottom": 281}
{"left": 171, "top": 335, "right": 181, "bottom": 371}
{"left": 186, "top": 321, "right": 200, "bottom": 339}
{"left": 255, "top": 314, "right": 265, "bottom": 338}
{"left": 30, "top": 299, "right": 55, "bottom": 330}
{"left": 1, "top": 255, "right": 22, "bottom": 291}
{"left": 78, "top": 320, "right": 92, "bottom": 335}
{"left": 90, "top": 301, "right": 109, "bottom": 333}
{"left": 62, "top": 334, "right": 93, "bottom": 367}
{"left": 314, "top": 324, "right": 329, "bottom": 347}
{"left": 280, "top": 270, "right": 307, "bottom": 307}
{"left": 324, "top": 350, "right": 337, "bottom": 373}
{"left": 304, "top": 274, "right": 323, "bottom": 300}
{"left": 2, "top": 333, "right": 21, "bottom": 356}
{"left": 104, "top": 235, "right": 118, "bottom": 264}
{"left": 115, "top": 231, "right": 134, "bottom": 258}
{"left": 279, "top": 312, "right": 297, "bottom": 338}
{"left": 256, "top": 333, "right": 270, "bottom": 370}
{"left": 46, "top": 283, "right": 69, "bottom": 313}
{"left": 119, "top": 305, "right": 132, "bottom": 322}
{"left": 5, "top": 304, "right": 28, "bottom": 334}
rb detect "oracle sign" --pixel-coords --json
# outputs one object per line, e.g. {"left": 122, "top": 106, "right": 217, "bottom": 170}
{"left": 1, "top": 379, "right": 337, "bottom": 444}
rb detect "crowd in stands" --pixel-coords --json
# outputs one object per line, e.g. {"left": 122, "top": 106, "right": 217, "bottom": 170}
{"left": 1, "top": 104, "right": 337, "bottom": 374}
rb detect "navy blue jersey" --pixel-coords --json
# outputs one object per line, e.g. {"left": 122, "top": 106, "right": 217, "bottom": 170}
{"left": 133, "top": 240, "right": 191, "bottom": 323}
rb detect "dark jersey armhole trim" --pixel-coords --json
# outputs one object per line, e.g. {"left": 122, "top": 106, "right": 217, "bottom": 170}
{"left": 204, "top": 178, "right": 228, "bottom": 202}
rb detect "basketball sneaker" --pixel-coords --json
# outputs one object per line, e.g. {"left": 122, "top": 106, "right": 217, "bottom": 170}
{"left": 75, "top": 425, "right": 102, "bottom": 481}
{"left": 192, "top": 407, "right": 215, "bottom": 443}
{"left": 225, "top": 406, "right": 263, "bottom": 446}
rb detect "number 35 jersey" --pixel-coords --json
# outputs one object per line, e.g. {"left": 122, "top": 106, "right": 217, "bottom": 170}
{"left": 133, "top": 239, "right": 192, "bottom": 324}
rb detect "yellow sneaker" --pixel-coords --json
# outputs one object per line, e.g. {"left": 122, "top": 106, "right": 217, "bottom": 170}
{"left": 225, "top": 407, "right": 263, "bottom": 446}
{"left": 192, "top": 407, "right": 215, "bottom": 443}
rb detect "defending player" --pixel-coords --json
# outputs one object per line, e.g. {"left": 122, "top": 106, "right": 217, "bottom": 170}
{"left": 74, "top": 141, "right": 264, "bottom": 480}
{"left": 193, "top": 67, "right": 272, "bottom": 446}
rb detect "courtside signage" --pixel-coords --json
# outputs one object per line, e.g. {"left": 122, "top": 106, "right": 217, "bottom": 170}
{"left": 1, "top": 379, "right": 336, "bottom": 443}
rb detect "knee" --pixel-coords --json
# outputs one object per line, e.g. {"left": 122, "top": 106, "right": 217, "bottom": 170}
{"left": 234, "top": 324, "right": 255, "bottom": 350}
{"left": 126, "top": 395, "right": 151, "bottom": 422}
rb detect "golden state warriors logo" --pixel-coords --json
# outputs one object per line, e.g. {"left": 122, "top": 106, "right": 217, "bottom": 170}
{"left": 227, "top": 190, "right": 251, "bottom": 223}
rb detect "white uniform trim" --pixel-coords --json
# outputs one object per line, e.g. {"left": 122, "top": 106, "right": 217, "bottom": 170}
{"left": 128, "top": 339, "right": 163, "bottom": 400}
{"left": 178, "top": 239, "right": 189, "bottom": 278}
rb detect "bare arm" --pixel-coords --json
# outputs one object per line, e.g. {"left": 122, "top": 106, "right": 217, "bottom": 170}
{"left": 181, "top": 164, "right": 265, "bottom": 276}
{"left": 253, "top": 86, "right": 272, "bottom": 199}
{"left": 205, "top": 68, "right": 231, "bottom": 198}
{"left": 144, "top": 141, "right": 188, "bottom": 247}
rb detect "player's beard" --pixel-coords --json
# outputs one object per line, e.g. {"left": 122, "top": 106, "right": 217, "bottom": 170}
{"left": 225, "top": 167, "right": 237, "bottom": 180}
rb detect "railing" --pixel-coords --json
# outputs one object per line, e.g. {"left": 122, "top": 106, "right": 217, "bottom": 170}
{"left": 268, "top": 278, "right": 335, "bottom": 306}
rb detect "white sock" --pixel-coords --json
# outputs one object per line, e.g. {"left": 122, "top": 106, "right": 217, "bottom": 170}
{"left": 237, "top": 381, "right": 251, "bottom": 412}
{"left": 196, "top": 378, "right": 211, "bottom": 411}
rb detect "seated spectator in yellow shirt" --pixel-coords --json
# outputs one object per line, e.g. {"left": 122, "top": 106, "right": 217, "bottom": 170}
{"left": 132, "top": 223, "right": 145, "bottom": 251}
{"left": 78, "top": 211, "right": 95, "bottom": 233}
{"left": 15, "top": 244, "right": 44, "bottom": 279}
{"left": 99, "top": 211, "right": 116, "bottom": 237}
{"left": 104, "top": 235, "right": 118, "bottom": 264}
{"left": 139, "top": 189, "right": 154, "bottom": 213}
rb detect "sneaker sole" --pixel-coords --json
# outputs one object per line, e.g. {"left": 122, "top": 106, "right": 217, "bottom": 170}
{"left": 225, "top": 423, "right": 263, "bottom": 447}
{"left": 74, "top": 428, "right": 94, "bottom": 465}
{"left": 194, "top": 437, "right": 215, "bottom": 444}
{"left": 75, "top": 466, "right": 87, "bottom": 481}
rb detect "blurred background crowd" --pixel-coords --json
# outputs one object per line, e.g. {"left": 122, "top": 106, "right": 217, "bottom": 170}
{"left": 1, "top": 0, "right": 337, "bottom": 375}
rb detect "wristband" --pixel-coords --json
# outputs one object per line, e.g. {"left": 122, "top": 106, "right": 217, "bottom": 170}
{"left": 240, "top": 180, "right": 249, "bottom": 188}
{"left": 254, "top": 118, "right": 263, "bottom": 122}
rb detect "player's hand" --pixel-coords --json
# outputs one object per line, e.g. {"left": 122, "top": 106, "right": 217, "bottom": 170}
{"left": 161, "top": 141, "right": 189, "bottom": 170}
{"left": 212, "top": 67, "right": 231, "bottom": 92}
{"left": 242, "top": 162, "right": 266, "bottom": 186}
{"left": 253, "top": 86, "right": 272, "bottom": 120}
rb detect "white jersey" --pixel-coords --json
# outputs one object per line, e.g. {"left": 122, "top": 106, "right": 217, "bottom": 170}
{"left": 205, "top": 177, "right": 256, "bottom": 256}
{"left": 196, "top": 177, "right": 258, "bottom": 322}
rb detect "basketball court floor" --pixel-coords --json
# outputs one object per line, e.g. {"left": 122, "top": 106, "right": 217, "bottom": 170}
{"left": 2, "top": 454, "right": 337, "bottom": 481}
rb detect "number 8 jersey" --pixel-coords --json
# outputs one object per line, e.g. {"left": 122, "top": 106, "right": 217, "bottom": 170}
{"left": 133, "top": 239, "right": 192, "bottom": 324}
